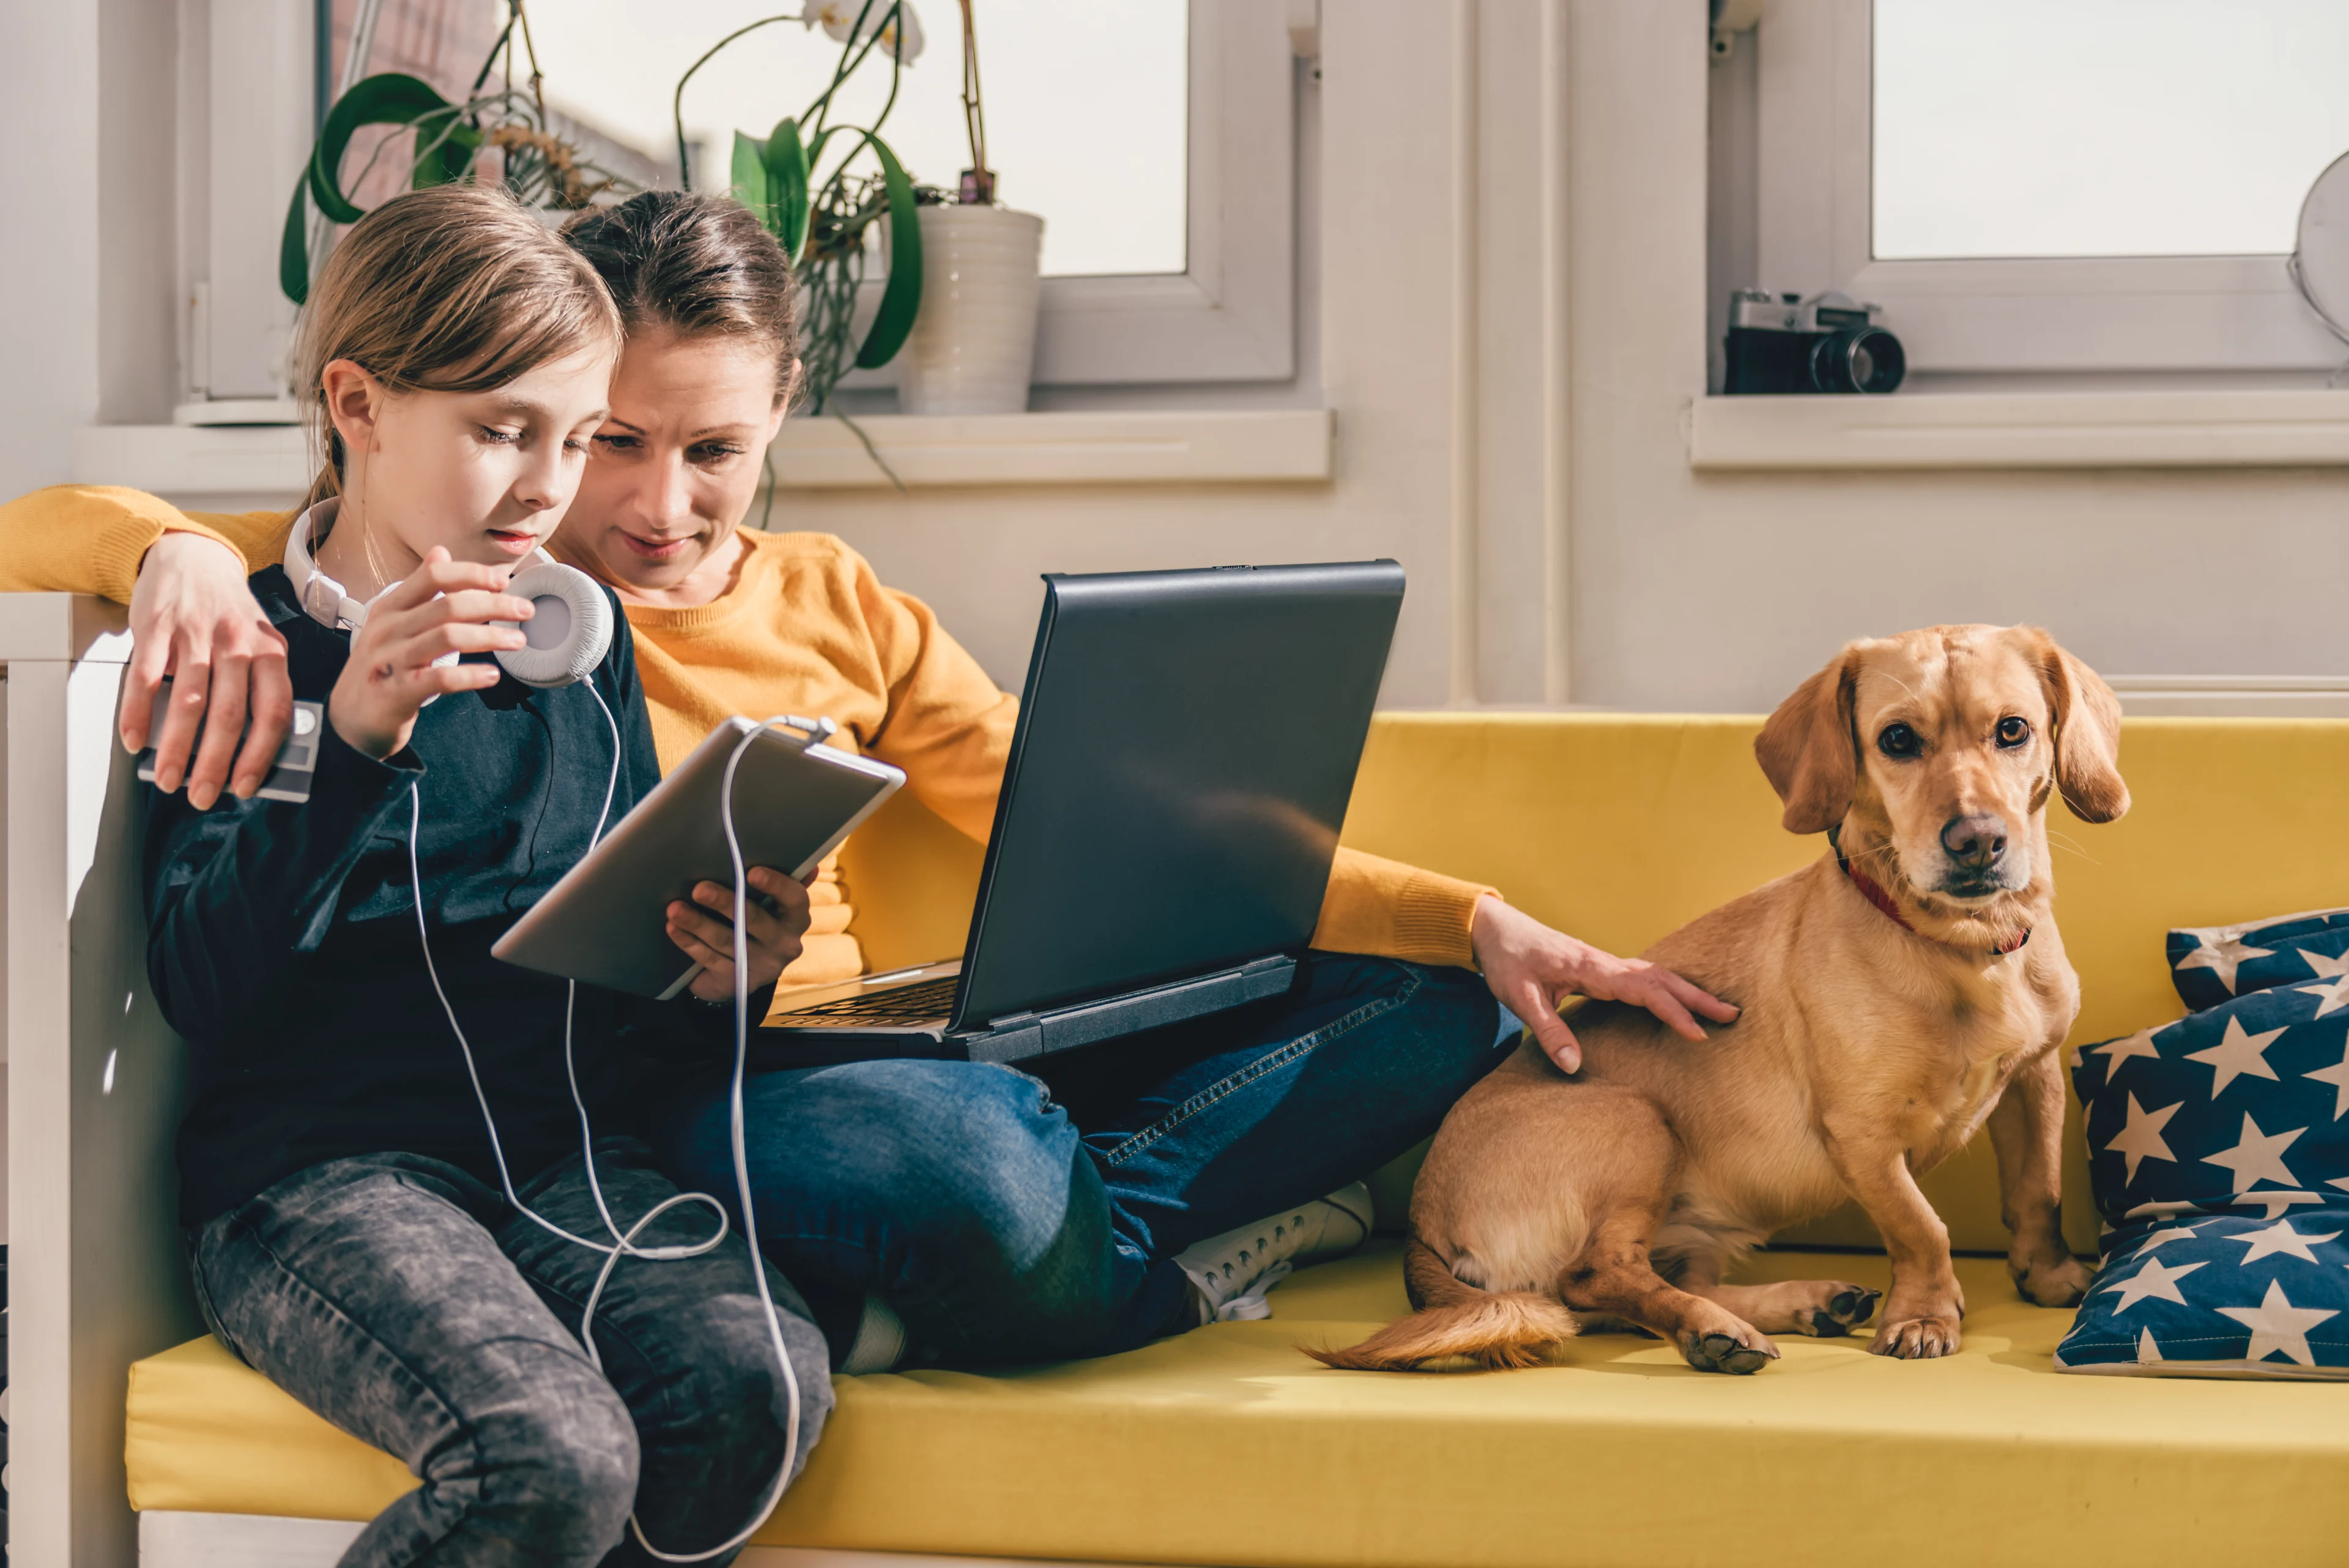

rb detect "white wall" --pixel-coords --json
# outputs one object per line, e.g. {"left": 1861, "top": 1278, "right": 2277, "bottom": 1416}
{"left": 1573, "top": 4, "right": 2349, "bottom": 712}
{"left": 0, "top": 2, "right": 103, "bottom": 503}
{"left": 0, "top": 0, "right": 182, "bottom": 503}
{"left": 782, "top": 1, "right": 2349, "bottom": 713}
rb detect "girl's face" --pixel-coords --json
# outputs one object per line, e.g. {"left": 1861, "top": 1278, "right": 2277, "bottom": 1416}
{"left": 321, "top": 347, "right": 616, "bottom": 593}
{"left": 555, "top": 328, "right": 787, "bottom": 599}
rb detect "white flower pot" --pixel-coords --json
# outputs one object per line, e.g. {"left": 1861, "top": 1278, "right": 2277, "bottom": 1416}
{"left": 896, "top": 205, "right": 1045, "bottom": 416}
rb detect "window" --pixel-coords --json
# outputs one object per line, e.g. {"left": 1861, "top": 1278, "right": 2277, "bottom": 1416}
{"left": 529, "top": 0, "right": 1189, "bottom": 280}
{"left": 186, "top": 0, "right": 1297, "bottom": 412}
{"left": 1872, "top": 1, "right": 2349, "bottom": 262}
{"left": 1718, "top": 0, "right": 2349, "bottom": 382}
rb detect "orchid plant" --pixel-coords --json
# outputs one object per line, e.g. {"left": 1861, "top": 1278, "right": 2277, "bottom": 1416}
{"left": 283, "top": 0, "right": 953, "bottom": 436}
{"left": 677, "top": 1, "right": 932, "bottom": 415}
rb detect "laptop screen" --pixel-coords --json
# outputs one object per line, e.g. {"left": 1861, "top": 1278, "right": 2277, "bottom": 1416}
{"left": 954, "top": 561, "right": 1405, "bottom": 1028}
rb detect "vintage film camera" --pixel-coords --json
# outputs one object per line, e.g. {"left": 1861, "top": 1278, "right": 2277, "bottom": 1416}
{"left": 1723, "top": 290, "right": 1905, "bottom": 395}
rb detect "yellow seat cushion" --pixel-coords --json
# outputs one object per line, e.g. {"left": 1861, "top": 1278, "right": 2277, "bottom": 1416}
{"left": 128, "top": 1247, "right": 2349, "bottom": 1567}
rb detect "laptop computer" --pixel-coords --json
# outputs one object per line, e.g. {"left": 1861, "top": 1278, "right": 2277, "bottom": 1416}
{"left": 762, "top": 559, "right": 1406, "bottom": 1065}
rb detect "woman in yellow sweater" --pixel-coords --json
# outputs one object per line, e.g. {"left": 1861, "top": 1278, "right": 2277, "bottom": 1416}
{"left": 2, "top": 191, "right": 1732, "bottom": 1370}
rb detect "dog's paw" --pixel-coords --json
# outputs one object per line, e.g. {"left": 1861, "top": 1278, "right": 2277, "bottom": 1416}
{"left": 1802, "top": 1284, "right": 1882, "bottom": 1337}
{"left": 2009, "top": 1252, "right": 2093, "bottom": 1309}
{"left": 1679, "top": 1324, "right": 1779, "bottom": 1375}
{"left": 1866, "top": 1313, "right": 1962, "bottom": 1359}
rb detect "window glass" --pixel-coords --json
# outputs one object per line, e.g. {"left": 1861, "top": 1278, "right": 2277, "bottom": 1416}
{"left": 1872, "top": 0, "right": 2349, "bottom": 259}
{"left": 523, "top": 0, "right": 1189, "bottom": 278}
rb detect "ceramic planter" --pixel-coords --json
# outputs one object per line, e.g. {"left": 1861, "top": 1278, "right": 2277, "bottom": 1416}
{"left": 896, "top": 205, "right": 1045, "bottom": 415}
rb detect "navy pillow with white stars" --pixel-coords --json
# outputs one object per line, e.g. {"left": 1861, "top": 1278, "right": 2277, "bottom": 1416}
{"left": 2055, "top": 1205, "right": 2349, "bottom": 1378}
{"left": 2063, "top": 976, "right": 2349, "bottom": 1378}
{"left": 2169, "top": 905, "right": 2349, "bottom": 1013}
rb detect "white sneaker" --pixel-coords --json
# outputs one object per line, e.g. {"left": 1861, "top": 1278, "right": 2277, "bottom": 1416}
{"left": 839, "top": 1291, "right": 907, "bottom": 1374}
{"left": 1174, "top": 1182, "right": 1375, "bottom": 1325}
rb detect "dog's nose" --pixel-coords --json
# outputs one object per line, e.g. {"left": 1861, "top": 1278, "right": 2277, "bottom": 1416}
{"left": 1939, "top": 813, "right": 2008, "bottom": 869}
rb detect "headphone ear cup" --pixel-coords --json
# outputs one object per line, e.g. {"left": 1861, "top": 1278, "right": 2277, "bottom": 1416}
{"left": 494, "top": 563, "right": 614, "bottom": 689}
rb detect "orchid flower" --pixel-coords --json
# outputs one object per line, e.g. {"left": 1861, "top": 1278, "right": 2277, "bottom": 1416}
{"left": 805, "top": 0, "right": 924, "bottom": 62}
{"left": 878, "top": 8, "right": 924, "bottom": 63}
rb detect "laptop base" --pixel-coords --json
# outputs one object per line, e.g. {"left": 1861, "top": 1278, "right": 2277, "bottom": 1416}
{"left": 765, "top": 954, "right": 1299, "bottom": 1067}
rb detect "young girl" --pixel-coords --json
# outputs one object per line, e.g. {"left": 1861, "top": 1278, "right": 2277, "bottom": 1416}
{"left": 143, "top": 184, "right": 828, "bottom": 1568}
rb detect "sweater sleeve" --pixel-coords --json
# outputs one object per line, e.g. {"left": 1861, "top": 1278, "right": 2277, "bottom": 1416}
{"left": 843, "top": 545, "right": 1019, "bottom": 845}
{"left": 1307, "top": 847, "right": 1495, "bottom": 968}
{"left": 144, "top": 725, "right": 421, "bottom": 1050}
{"left": 0, "top": 485, "right": 292, "bottom": 600}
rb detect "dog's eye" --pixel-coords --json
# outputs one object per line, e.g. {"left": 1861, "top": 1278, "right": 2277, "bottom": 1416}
{"left": 1877, "top": 723, "right": 1920, "bottom": 758}
{"left": 1996, "top": 716, "right": 2032, "bottom": 748}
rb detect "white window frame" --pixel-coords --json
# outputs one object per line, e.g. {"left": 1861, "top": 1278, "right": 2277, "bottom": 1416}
{"left": 865, "top": 0, "right": 1299, "bottom": 389}
{"left": 185, "top": 0, "right": 1297, "bottom": 411}
{"left": 1753, "top": 0, "right": 2345, "bottom": 377}
{"left": 184, "top": 0, "right": 314, "bottom": 406}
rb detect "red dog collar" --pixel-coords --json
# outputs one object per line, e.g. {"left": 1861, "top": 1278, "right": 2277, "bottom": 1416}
{"left": 1830, "top": 830, "right": 2030, "bottom": 957}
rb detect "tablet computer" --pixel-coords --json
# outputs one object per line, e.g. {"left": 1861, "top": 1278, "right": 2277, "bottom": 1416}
{"left": 492, "top": 717, "right": 905, "bottom": 998}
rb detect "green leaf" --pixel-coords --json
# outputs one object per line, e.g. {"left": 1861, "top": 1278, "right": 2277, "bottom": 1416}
{"left": 414, "top": 119, "right": 482, "bottom": 189}
{"left": 855, "top": 137, "right": 922, "bottom": 370}
{"left": 308, "top": 72, "right": 456, "bottom": 224}
{"left": 762, "top": 117, "right": 813, "bottom": 264}
{"left": 279, "top": 179, "right": 311, "bottom": 305}
{"left": 730, "top": 130, "right": 773, "bottom": 228}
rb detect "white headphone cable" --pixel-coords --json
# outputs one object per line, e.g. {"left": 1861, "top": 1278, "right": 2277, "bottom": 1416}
{"left": 614, "top": 715, "right": 829, "bottom": 1561}
{"left": 406, "top": 693, "right": 817, "bottom": 1562}
{"left": 409, "top": 682, "right": 719, "bottom": 1267}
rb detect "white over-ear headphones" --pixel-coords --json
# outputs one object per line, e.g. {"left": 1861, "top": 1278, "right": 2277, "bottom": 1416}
{"left": 493, "top": 562, "right": 614, "bottom": 688}
{"left": 284, "top": 500, "right": 614, "bottom": 688}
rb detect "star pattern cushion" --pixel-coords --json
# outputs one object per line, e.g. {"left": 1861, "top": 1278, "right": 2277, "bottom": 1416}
{"left": 2054, "top": 1203, "right": 2349, "bottom": 1378}
{"left": 2063, "top": 979, "right": 2349, "bottom": 1377}
{"left": 2169, "top": 905, "right": 2349, "bottom": 1012}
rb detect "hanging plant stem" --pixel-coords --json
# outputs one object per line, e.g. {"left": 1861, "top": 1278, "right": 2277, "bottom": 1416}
{"left": 957, "top": 0, "right": 992, "bottom": 202}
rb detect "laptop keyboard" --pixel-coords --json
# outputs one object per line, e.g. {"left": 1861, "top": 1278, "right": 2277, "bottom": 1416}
{"left": 774, "top": 976, "right": 959, "bottom": 1028}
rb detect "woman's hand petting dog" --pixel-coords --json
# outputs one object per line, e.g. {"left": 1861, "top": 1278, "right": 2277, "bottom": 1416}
{"left": 667, "top": 866, "right": 812, "bottom": 1001}
{"left": 1472, "top": 895, "right": 1739, "bottom": 1073}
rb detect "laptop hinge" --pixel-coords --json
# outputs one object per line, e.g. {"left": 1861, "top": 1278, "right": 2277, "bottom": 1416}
{"left": 967, "top": 955, "right": 1299, "bottom": 1066}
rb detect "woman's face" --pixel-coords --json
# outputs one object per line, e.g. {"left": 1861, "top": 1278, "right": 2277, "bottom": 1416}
{"left": 557, "top": 327, "right": 787, "bottom": 596}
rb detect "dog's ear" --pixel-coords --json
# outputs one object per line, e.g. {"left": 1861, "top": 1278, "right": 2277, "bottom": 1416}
{"left": 2020, "top": 626, "right": 2129, "bottom": 824}
{"left": 1756, "top": 646, "right": 1861, "bottom": 836}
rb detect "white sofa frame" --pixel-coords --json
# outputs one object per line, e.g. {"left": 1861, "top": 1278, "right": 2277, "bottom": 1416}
{"left": 6, "top": 595, "right": 196, "bottom": 1567}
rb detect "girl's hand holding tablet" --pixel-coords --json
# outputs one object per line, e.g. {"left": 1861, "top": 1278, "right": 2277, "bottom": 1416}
{"left": 327, "top": 546, "right": 536, "bottom": 759}
{"left": 668, "top": 868, "right": 811, "bottom": 1000}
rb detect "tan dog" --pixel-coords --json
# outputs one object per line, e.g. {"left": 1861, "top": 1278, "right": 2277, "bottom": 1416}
{"left": 1313, "top": 625, "right": 2127, "bottom": 1374}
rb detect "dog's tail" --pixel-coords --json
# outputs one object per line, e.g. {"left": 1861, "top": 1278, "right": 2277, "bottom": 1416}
{"left": 1303, "top": 1239, "right": 1578, "bottom": 1372}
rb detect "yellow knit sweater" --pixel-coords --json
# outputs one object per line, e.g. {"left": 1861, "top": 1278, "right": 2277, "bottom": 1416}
{"left": 0, "top": 485, "right": 1493, "bottom": 984}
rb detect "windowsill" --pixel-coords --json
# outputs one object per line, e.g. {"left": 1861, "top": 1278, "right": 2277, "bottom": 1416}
{"left": 1687, "top": 388, "right": 2349, "bottom": 470}
{"left": 2106, "top": 675, "right": 2349, "bottom": 718}
{"left": 69, "top": 409, "right": 1335, "bottom": 498}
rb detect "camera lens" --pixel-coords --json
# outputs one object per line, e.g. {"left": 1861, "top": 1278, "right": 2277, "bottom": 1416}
{"left": 1809, "top": 327, "right": 1905, "bottom": 394}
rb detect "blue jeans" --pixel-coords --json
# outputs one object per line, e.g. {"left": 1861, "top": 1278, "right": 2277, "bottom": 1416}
{"left": 648, "top": 954, "right": 1509, "bottom": 1365}
{"left": 188, "top": 1140, "right": 833, "bottom": 1568}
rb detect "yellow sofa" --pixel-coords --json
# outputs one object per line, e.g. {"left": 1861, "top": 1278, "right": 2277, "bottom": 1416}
{"left": 125, "top": 715, "right": 2349, "bottom": 1567}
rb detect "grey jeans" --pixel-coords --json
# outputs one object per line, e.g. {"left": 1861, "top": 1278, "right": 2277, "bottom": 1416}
{"left": 188, "top": 1139, "right": 835, "bottom": 1568}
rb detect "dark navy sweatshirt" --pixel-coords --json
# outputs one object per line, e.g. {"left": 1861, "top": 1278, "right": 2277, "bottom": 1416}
{"left": 147, "top": 565, "right": 743, "bottom": 1225}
